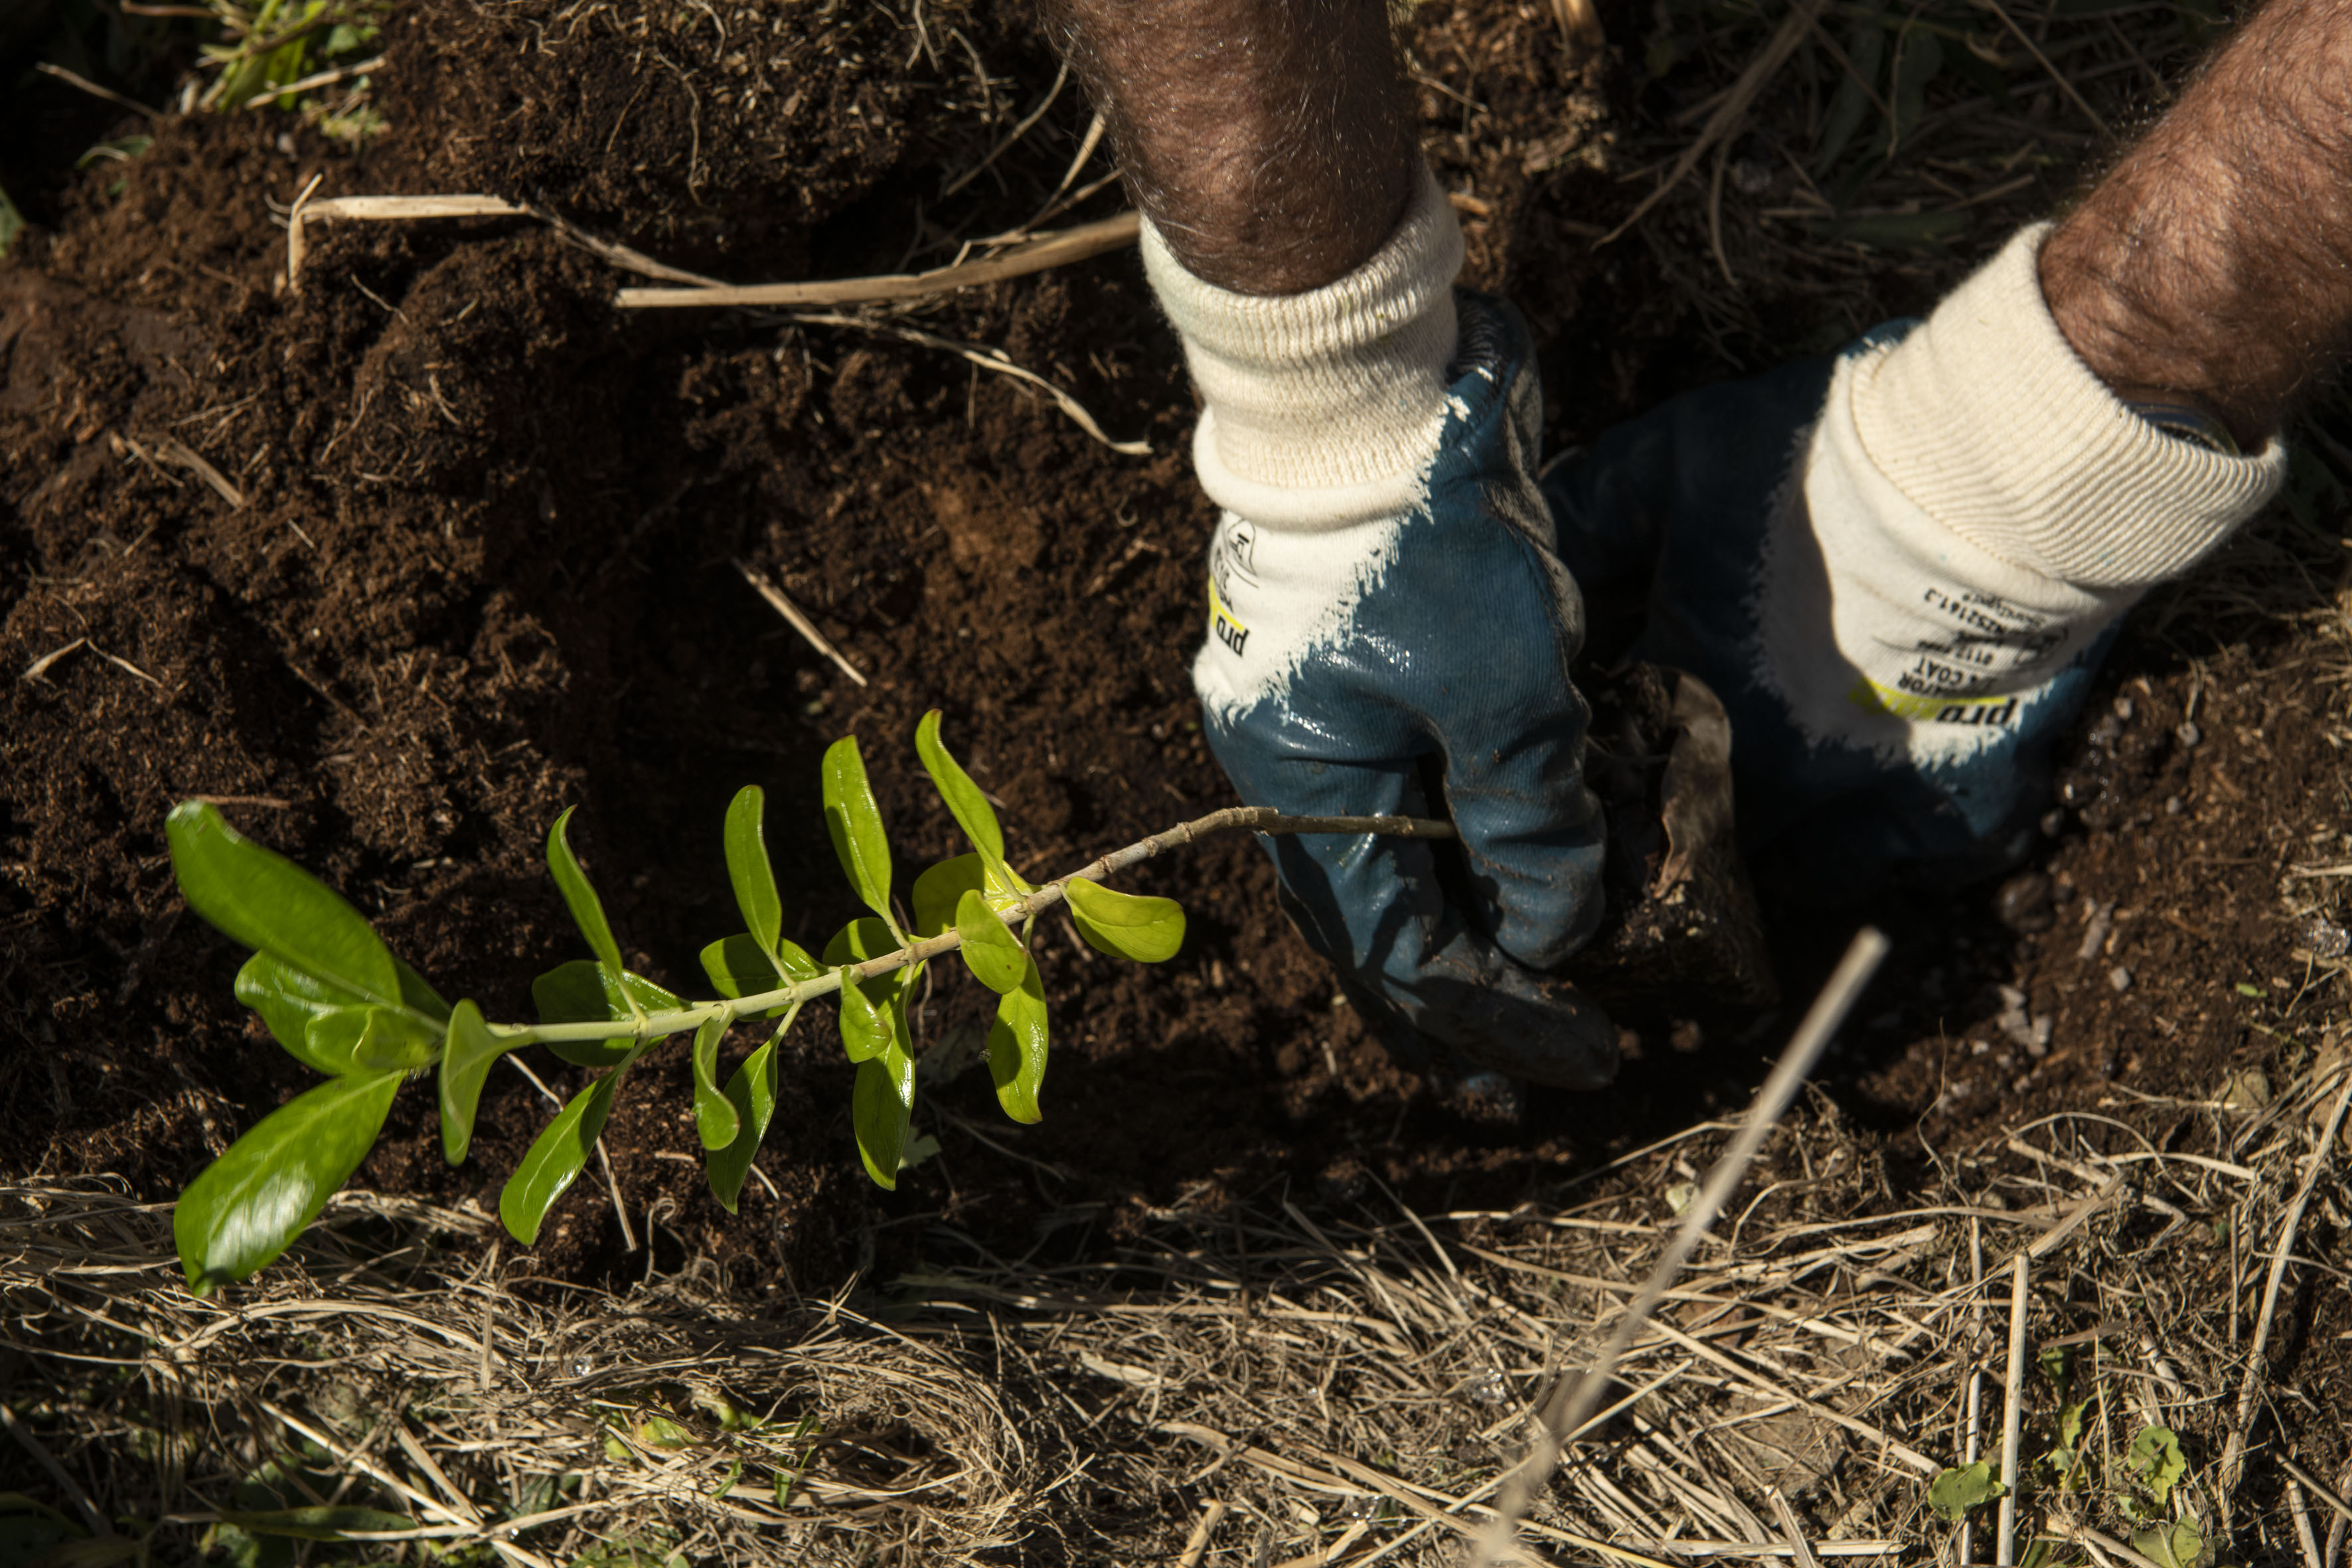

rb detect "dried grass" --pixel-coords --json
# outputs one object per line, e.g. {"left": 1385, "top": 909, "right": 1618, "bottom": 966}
{"left": 6, "top": 1073, "right": 2344, "bottom": 1565}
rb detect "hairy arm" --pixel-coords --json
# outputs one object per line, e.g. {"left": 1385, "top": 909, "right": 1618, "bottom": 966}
{"left": 1038, "top": 0, "right": 1416, "bottom": 294}
{"left": 2041, "top": 0, "right": 2352, "bottom": 445}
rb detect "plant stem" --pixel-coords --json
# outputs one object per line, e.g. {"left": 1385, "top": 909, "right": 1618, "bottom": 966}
{"left": 501, "top": 807, "right": 1455, "bottom": 1048}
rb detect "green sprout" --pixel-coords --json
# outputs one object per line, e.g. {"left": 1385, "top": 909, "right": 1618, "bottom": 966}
{"left": 163, "top": 708, "right": 1451, "bottom": 1296}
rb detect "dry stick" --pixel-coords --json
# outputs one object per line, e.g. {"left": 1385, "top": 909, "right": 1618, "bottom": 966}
{"left": 732, "top": 559, "right": 867, "bottom": 687}
{"left": 2294, "top": 1481, "right": 2327, "bottom": 1568}
{"left": 615, "top": 212, "right": 1140, "bottom": 309}
{"left": 1960, "top": 1218, "right": 1986, "bottom": 1567}
{"left": 940, "top": 58, "right": 1068, "bottom": 200}
{"left": 31, "top": 60, "right": 155, "bottom": 118}
{"left": 786, "top": 311, "right": 1150, "bottom": 455}
{"left": 286, "top": 193, "right": 726, "bottom": 291}
{"left": 2218, "top": 1072, "right": 2352, "bottom": 1503}
{"left": 1599, "top": 0, "right": 1827, "bottom": 246}
{"left": 1470, "top": 927, "right": 1891, "bottom": 1568}
{"left": 2279, "top": 1457, "right": 2352, "bottom": 1531}
{"left": 1176, "top": 1499, "right": 1227, "bottom": 1568}
{"left": 1996, "top": 1254, "right": 2028, "bottom": 1567}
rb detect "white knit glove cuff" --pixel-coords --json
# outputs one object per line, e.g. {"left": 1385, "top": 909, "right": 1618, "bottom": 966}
{"left": 1141, "top": 165, "right": 1464, "bottom": 532}
{"left": 1852, "top": 222, "right": 2287, "bottom": 589}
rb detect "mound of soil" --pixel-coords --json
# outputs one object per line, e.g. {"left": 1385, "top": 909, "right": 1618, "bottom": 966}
{"left": 3, "top": 0, "right": 2345, "bottom": 1324}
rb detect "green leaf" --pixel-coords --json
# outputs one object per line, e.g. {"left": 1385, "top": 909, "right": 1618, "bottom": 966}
{"left": 692, "top": 1015, "right": 738, "bottom": 1150}
{"left": 724, "top": 785, "right": 784, "bottom": 955}
{"left": 500, "top": 1071, "right": 622, "bottom": 1245}
{"left": 850, "top": 1047, "right": 915, "bottom": 1190}
{"left": 823, "top": 917, "right": 911, "bottom": 1008}
{"left": 438, "top": 1000, "right": 514, "bottom": 1164}
{"left": 955, "top": 888, "right": 1028, "bottom": 994}
{"left": 708, "top": 1029, "right": 789, "bottom": 1214}
{"left": 988, "top": 955, "right": 1048, "bottom": 1123}
{"left": 216, "top": 1507, "right": 416, "bottom": 1541}
{"left": 836, "top": 969, "right": 894, "bottom": 1063}
{"left": 175, "top": 1069, "right": 404, "bottom": 1294}
{"left": 1926, "top": 1462, "right": 2006, "bottom": 1524}
{"left": 700, "top": 933, "right": 817, "bottom": 1011}
{"left": 1064, "top": 877, "right": 1186, "bottom": 963}
{"left": 2130, "top": 1521, "right": 2208, "bottom": 1568}
{"left": 235, "top": 951, "right": 447, "bottom": 1074}
{"left": 2126, "top": 1427, "right": 2188, "bottom": 1505}
{"left": 303, "top": 1006, "right": 443, "bottom": 1073}
{"left": 546, "top": 808, "right": 627, "bottom": 980}
{"left": 915, "top": 710, "right": 1006, "bottom": 864}
{"left": 168, "top": 801, "right": 403, "bottom": 1008}
{"left": 913, "top": 854, "right": 986, "bottom": 938}
{"left": 531, "top": 960, "right": 688, "bottom": 1065}
{"left": 821, "top": 736, "right": 894, "bottom": 923}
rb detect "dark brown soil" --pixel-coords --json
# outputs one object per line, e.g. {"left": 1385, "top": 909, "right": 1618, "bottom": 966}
{"left": 3, "top": 0, "right": 2347, "bottom": 1330}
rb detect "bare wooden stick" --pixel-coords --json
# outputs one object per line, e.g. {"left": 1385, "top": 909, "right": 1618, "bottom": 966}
{"left": 1997, "top": 1253, "right": 2028, "bottom": 1567}
{"left": 1472, "top": 927, "right": 1891, "bottom": 1567}
{"left": 1176, "top": 1499, "right": 1227, "bottom": 1568}
{"left": 616, "top": 212, "right": 1141, "bottom": 309}
{"left": 732, "top": 560, "right": 869, "bottom": 688}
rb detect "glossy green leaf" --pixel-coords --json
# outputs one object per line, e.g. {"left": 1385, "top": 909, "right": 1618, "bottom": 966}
{"left": 836, "top": 969, "right": 893, "bottom": 1063}
{"left": 500, "top": 1071, "right": 622, "bottom": 1245}
{"left": 692, "top": 1015, "right": 739, "bottom": 1150}
{"left": 531, "top": 959, "right": 688, "bottom": 1065}
{"left": 700, "top": 932, "right": 817, "bottom": 1012}
{"left": 987, "top": 955, "right": 1048, "bottom": 1124}
{"left": 913, "top": 854, "right": 986, "bottom": 939}
{"left": 1926, "top": 1462, "right": 2006, "bottom": 1524}
{"left": 724, "top": 785, "right": 784, "bottom": 955}
{"left": 236, "top": 951, "right": 448, "bottom": 1074}
{"left": 175, "top": 1069, "right": 404, "bottom": 1294}
{"left": 915, "top": 710, "right": 1006, "bottom": 864}
{"left": 823, "top": 917, "right": 911, "bottom": 1008}
{"left": 167, "top": 801, "right": 403, "bottom": 1007}
{"left": 821, "top": 736, "right": 894, "bottom": 923}
{"left": 1064, "top": 877, "right": 1186, "bottom": 963}
{"left": 303, "top": 1005, "right": 443, "bottom": 1073}
{"left": 913, "top": 852, "right": 1025, "bottom": 937}
{"left": 850, "top": 1046, "right": 915, "bottom": 1190}
{"left": 708, "top": 1026, "right": 789, "bottom": 1215}
{"left": 546, "top": 807, "right": 628, "bottom": 982}
{"left": 955, "top": 888, "right": 1026, "bottom": 994}
{"left": 217, "top": 1507, "right": 416, "bottom": 1541}
{"left": 438, "top": 1001, "right": 516, "bottom": 1164}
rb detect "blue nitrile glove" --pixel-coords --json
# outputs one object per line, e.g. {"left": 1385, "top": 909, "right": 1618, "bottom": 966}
{"left": 1542, "top": 224, "right": 2286, "bottom": 903}
{"left": 1146, "top": 170, "right": 1619, "bottom": 1090}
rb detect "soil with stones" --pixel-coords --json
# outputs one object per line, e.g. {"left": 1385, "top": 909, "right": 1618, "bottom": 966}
{"left": 2, "top": 0, "right": 2347, "bottom": 1336}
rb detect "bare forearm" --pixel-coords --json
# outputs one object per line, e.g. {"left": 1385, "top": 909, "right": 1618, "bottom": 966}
{"left": 1039, "top": 0, "right": 1415, "bottom": 294}
{"left": 2041, "top": 0, "right": 2352, "bottom": 443}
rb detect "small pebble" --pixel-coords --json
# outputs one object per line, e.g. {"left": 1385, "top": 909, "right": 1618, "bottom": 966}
{"left": 1972, "top": 1039, "right": 1992, "bottom": 1056}
{"left": 2177, "top": 720, "right": 2202, "bottom": 747}
{"left": 2166, "top": 795, "right": 2183, "bottom": 816}
{"left": 2298, "top": 911, "right": 2351, "bottom": 960}
{"left": 2041, "top": 808, "right": 2068, "bottom": 838}
{"left": 2112, "top": 695, "right": 2135, "bottom": 721}
{"left": 2108, "top": 965, "right": 2133, "bottom": 993}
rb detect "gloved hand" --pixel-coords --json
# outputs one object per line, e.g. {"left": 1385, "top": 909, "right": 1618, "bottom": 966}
{"left": 1541, "top": 224, "right": 2286, "bottom": 903}
{"left": 1145, "top": 170, "right": 1620, "bottom": 1091}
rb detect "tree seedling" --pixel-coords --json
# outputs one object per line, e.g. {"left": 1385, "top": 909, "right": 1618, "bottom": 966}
{"left": 164, "top": 709, "right": 1449, "bottom": 1295}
